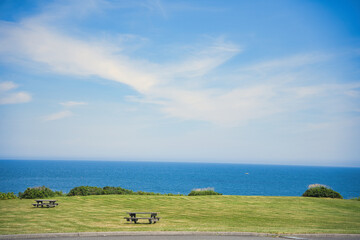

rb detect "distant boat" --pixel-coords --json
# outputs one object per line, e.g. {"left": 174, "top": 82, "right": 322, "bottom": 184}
{"left": 245, "top": 173, "right": 249, "bottom": 175}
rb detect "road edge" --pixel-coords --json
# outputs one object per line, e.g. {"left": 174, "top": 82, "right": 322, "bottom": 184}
{"left": 1, "top": 231, "right": 360, "bottom": 239}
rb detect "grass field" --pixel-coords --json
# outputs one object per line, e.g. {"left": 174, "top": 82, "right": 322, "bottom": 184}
{"left": 0, "top": 195, "right": 359, "bottom": 235}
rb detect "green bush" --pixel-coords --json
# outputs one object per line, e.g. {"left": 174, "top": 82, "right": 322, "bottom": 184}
{"left": 0, "top": 192, "right": 18, "bottom": 200}
{"left": 54, "top": 190, "right": 65, "bottom": 197}
{"left": 67, "top": 186, "right": 104, "bottom": 196}
{"left": 351, "top": 196, "right": 360, "bottom": 201}
{"left": 19, "top": 186, "right": 57, "bottom": 199}
{"left": 302, "top": 184, "right": 343, "bottom": 199}
{"left": 135, "top": 190, "right": 151, "bottom": 195}
{"left": 67, "top": 186, "right": 183, "bottom": 196}
{"left": 103, "top": 186, "right": 134, "bottom": 195}
{"left": 188, "top": 188, "right": 222, "bottom": 196}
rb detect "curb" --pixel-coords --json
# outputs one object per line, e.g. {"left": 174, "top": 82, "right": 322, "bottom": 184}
{"left": 1, "top": 232, "right": 274, "bottom": 239}
{"left": 1, "top": 232, "right": 360, "bottom": 239}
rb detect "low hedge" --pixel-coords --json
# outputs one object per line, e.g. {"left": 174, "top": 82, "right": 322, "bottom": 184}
{"left": 67, "top": 186, "right": 104, "bottom": 196}
{"left": 67, "top": 186, "right": 183, "bottom": 196}
{"left": 188, "top": 189, "right": 222, "bottom": 196}
{"left": 103, "top": 186, "right": 134, "bottom": 195}
{"left": 19, "top": 186, "right": 63, "bottom": 199}
{"left": 302, "top": 184, "right": 343, "bottom": 199}
{"left": 0, "top": 192, "right": 18, "bottom": 200}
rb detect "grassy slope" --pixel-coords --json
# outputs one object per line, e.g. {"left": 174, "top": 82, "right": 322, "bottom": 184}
{"left": 0, "top": 195, "right": 359, "bottom": 235}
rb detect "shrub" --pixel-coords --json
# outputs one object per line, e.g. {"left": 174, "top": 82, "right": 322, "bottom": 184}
{"left": 19, "top": 186, "right": 57, "bottom": 199}
{"left": 67, "top": 186, "right": 104, "bottom": 196}
{"left": 302, "top": 184, "right": 343, "bottom": 199}
{"left": 188, "top": 187, "right": 222, "bottom": 196}
{"left": 0, "top": 192, "right": 18, "bottom": 200}
{"left": 54, "top": 190, "right": 65, "bottom": 197}
{"left": 67, "top": 186, "right": 183, "bottom": 196}
{"left": 351, "top": 196, "right": 360, "bottom": 201}
{"left": 166, "top": 193, "right": 182, "bottom": 196}
{"left": 103, "top": 186, "right": 134, "bottom": 195}
{"left": 135, "top": 190, "right": 150, "bottom": 195}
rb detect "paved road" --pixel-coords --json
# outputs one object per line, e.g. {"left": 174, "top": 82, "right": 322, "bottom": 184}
{"left": 8, "top": 235, "right": 360, "bottom": 240}
{"left": 13, "top": 236, "right": 276, "bottom": 240}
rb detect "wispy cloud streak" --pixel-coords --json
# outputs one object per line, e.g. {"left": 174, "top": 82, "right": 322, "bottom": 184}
{"left": 60, "top": 101, "right": 87, "bottom": 107}
{"left": 0, "top": 21, "right": 158, "bottom": 93}
{"left": 43, "top": 110, "right": 73, "bottom": 121}
{"left": 0, "top": 0, "right": 358, "bottom": 127}
{"left": 0, "top": 81, "right": 31, "bottom": 105}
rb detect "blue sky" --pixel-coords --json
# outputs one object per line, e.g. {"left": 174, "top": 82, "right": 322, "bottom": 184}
{"left": 0, "top": 0, "right": 359, "bottom": 166}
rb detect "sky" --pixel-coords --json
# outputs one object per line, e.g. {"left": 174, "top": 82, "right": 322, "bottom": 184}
{"left": 0, "top": 0, "right": 359, "bottom": 167}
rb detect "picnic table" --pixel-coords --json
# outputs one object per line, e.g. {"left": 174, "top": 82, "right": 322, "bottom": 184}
{"left": 124, "top": 212, "right": 160, "bottom": 224}
{"left": 32, "top": 199, "right": 58, "bottom": 208}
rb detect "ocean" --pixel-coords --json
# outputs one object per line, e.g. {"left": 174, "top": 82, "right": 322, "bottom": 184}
{"left": 0, "top": 160, "right": 359, "bottom": 199}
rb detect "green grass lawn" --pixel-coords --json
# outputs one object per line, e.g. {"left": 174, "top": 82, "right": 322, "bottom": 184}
{"left": 0, "top": 195, "right": 359, "bottom": 235}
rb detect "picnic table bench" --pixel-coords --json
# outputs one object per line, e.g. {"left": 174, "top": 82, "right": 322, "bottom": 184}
{"left": 32, "top": 199, "right": 58, "bottom": 208}
{"left": 124, "top": 212, "right": 160, "bottom": 224}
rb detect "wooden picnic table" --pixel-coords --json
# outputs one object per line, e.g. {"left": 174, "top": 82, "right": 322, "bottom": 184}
{"left": 124, "top": 212, "right": 160, "bottom": 224}
{"left": 33, "top": 199, "right": 58, "bottom": 208}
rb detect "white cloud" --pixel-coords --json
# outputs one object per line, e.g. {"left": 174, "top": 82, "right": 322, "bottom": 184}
{"left": 0, "top": 21, "right": 158, "bottom": 93}
{"left": 0, "top": 81, "right": 31, "bottom": 105}
{"left": 43, "top": 110, "right": 73, "bottom": 121}
{"left": 0, "top": 81, "right": 18, "bottom": 92}
{"left": 287, "top": 83, "right": 360, "bottom": 99}
{"left": 157, "top": 86, "right": 279, "bottom": 126}
{"left": 0, "top": 1, "right": 359, "bottom": 126}
{"left": 163, "top": 39, "right": 241, "bottom": 79}
{"left": 43, "top": 102, "right": 85, "bottom": 121}
{"left": 60, "top": 101, "right": 87, "bottom": 107}
{"left": 238, "top": 53, "right": 332, "bottom": 72}
{"left": 0, "top": 92, "right": 32, "bottom": 105}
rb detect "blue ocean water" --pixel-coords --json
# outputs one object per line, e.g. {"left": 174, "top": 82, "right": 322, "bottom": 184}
{"left": 0, "top": 160, "right": 359, "bottom": 199}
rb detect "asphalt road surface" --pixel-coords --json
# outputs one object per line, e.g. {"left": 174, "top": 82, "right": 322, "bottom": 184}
{"left": 10, "top": 235, "right": 360, "bottom": 240}
{"left": 12, "top": 237, "right": 274, "bottom": 240}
